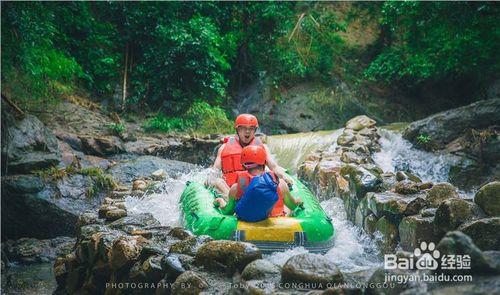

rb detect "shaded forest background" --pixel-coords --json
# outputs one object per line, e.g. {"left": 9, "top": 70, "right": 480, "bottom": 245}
{"left": 2, "top": 1, "right": 499, "bottom": 134}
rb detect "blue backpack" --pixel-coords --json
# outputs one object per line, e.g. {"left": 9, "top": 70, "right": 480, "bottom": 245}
{"left": 235, "top": 172, "right": 279, "bottom": 222}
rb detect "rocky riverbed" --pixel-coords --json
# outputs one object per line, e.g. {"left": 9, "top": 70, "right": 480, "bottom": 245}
{"left": 1, "top": 99, "right": 499, "bottom": 294}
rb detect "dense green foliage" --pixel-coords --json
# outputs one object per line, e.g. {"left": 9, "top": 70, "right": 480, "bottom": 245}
{"left": 145, "top": 101, "right": 233, "bottom": 135}
{"left": 364, "top": 2, "right": 499, "bottom": 87}
{"left": 2, "top": 2, "right": 499, "bottom": 132}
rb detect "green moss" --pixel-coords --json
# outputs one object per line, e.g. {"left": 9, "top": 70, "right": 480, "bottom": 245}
{"left": 35, "top": 165, "right": 116, "bottom": 198}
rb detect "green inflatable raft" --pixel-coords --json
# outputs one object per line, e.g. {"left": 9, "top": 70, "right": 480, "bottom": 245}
{"left": 179, "top": 174, "right": 335, "bottom": 253}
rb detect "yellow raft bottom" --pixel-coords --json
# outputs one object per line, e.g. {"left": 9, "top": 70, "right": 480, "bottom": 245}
{"left": 236, "top": 217, "right": 303, "bottom": 243}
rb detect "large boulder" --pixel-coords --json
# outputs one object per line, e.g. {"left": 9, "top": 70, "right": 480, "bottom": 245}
{"left": 474, "top": 181, "right": 500, "bottom": 216}
{"left": 169, "top": 235, "right": 213, "bottom": 256}
{"left": 399, "top": 214, "right": 443, "bottom": 251}
{"left": 1, "top": 113, "right": 61, "bottom": 174}
{"left": 79, "top": 135, "right": 125, "bottom": 157}
{"left": 108, "top": 155, "right": 196, "bottom": 185}
{"left": 281, "top": 253, "right": 343, "bottom": 288}
{"left": 366, "top": 192, "right": 423, "bottom": 221}
{"left": 459, "top": 217, "right": 500, "bottom": 251}
{"left": 1, "top": 174, "right": 104, "bottom": 239}
{"left": 403, "top": 99, "right": 500, "bottom": 149}
{"left": 3, "top": 236, "right": 75, "bottom": 264}
{"left": 171, "top": 270, "right": 208, "bottom": 294}
{"left": 195, "top": 241, "right": 261, "bottom": 273}
{"left": 345, "top": 115, "right": 376, "bottom": 131}
{"left": 434, "top": 199, "right": 486, "bottom": 232}
{"left": 436, "top": 231, "right": 495, "bottom": 274}
{"left": 374, "top": 216, "right": 399, "bottom": 254}
{"left": 426, "top": 183, "right": 459, "bottom": 208}
{"left": 241, "top": 259, "right": 281, "bottom": 281}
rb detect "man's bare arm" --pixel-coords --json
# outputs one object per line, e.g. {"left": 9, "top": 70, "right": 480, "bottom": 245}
{"left": 213, "top": 144, "right": 224, "bottom": 170}
{"left": 263, "top": 144, "right": 293, "bottom": 184}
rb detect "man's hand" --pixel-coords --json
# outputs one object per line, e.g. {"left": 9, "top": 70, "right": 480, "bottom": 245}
{"left": 214, "top": 197, "right": 227, "bottom": 209}
{"left": 275, "top": 167, "right": 293, "bottom": 185}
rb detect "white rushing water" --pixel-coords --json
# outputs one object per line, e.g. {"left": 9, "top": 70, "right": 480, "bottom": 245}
{"left": 125, "top": 168, "right": 207, "bottom": 226}
{"left": 373, "top": 128, "right": 454, "bottom": 183}
{"left": 266, "top": 129, "right": 344, "bottom": 174}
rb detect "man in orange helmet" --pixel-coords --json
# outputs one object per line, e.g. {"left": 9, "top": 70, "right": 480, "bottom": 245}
{"left": 208, "top": 113, "right": 292, "bottom": 196}
{"left": 214, "top": 145, "right": 302, "bottom": 222}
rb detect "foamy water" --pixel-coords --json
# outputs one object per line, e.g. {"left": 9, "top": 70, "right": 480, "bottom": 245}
{"left": 373, "top": 129, "right": 453, "bottom": 183}
{"left": 125, "top": 168, "right": 207, "bottom": 226}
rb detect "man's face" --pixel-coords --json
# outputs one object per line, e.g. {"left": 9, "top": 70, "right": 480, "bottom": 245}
{"left": 236, "top": 126, "right": 256, "bottom": 145}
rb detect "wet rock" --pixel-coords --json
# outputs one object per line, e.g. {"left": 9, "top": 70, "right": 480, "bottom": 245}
{"left": 403, "top": 99, "right": 500, "bottom": 149}
{"left": 394, "top": 180, "right": 421, "bottom": 195}
{"left": 78, "top": 224, "right": 111, "bottom": 241}
{"left": 341, "top": 165, "right": 381, "bottom": 199}
{"left": 195, "top": 241, "right": 262, "bottom": 273}
{"left": 345, "top": 115, "right": 376, "bottom": 131}
{"left": 1, "top": 174, "right": 96, "bottom": 239}
{"left": 379, "top": 173, "right": 398, "bottom": 191}
{"left": 459, "top": 217, "right": 500, "bottom": 251}
{"left": 110, "top": 235, "right": 147, "bottom": 272}
{"left": 241, "top": 259, "right": 281, "bottom": 280}
{"left": 128, "top": 260, "right": 147, "bottom": 283}
{"left": 374, "top": 216, "right": 399, "bottom": 254}
{"left": 4, "top": 237, "right": 75, "bottom": 264}
{"left": 341, "top": 165, "right": 381, "bottom": 221}
{"left": 108, "top": 213, "right": 160, "bottom": 232}
{"left": 341, "top": 151, "right": 367, "bottom": 164}
{"left": 105, "top": 209, "right": 127, "bottom": 222}
{"left": 98, "top": 205, "right": 118, "bottom": 218}
{"left": 404, "top": 196, "right": 427, "bottom": 216}
{"left": 169, "top": 227, "right": 194, "bottom": 240}
{"left": 396, "top": 171, "right": 422, "bottom": 183}
{"left": 281, "top": 253, "right": 343, "bottom": 288}
{"left": 428, "top": 274, "right": 500, "bottom": 295}
{"left": 364, "top": 214, "right": 378, "bottom": 237}
{"left": 79, "top": 135, "right": 125, "bottom": 157}
{"left": 143, "top": 255, "right": 164, "bottom": 283}
{"left": 355, "top": 197, "right": 370, "bottom": 229}
{"left": 366, "top": 192, "right": 417, "bottom": 220}
{"left": 436, "top": 231, "right": 495, "bottom": 274}
{"left": 474, "top": 181, "right": 500, "bottom": 216}
{"left": 171, "top": 270, "right": 208, "bottom": 295}
{"left": 108, "top": 155, "right": 196, "bottom": 185}
{"left": 399, "top": 214, "right": 442, "bottom": 251}
{"left": 170, "top": 235, "right": 213, "bottom": 256}
{"left": 426, "top": 183, "right": 459, "bottom": 208}
{"left": 366, "top": 267, "right": 425, "bottom": 295}
{"left": 132, "top": 180, "right": 147, "bottom": 191}
{"left": 151, "top": 169, "right": 167, "bottom": 180}
{"left": 483, "top": 251, "right": 500, "bottom": 271}
{"left": 162, "top": 254, "right": 192, "bottom": 280}
{"left": 77, "top": 211, "right": 101, "bottom": 233}
{"left": 434, "top": 199, "right": 486, "bottom": 232}
{"left": 1, "top": 113, "right": 61, "bottom": 173}
{"left": 420, "top": 208, "right": 437, "bottom": 217}
{"left": 337, "top": 130, "right": 355, "bottom": 146}
{"left": 54, "top": 254, "right": 71, "bottom": 286}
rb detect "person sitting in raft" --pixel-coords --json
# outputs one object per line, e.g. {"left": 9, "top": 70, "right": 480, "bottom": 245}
{"left": 214, "top": 145, "right": 302, "bottom": 222}
{"left": 207, "top": 113, "right": 292, "bottom": 197}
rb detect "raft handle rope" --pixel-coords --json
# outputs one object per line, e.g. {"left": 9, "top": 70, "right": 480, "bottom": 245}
{"left": 190, "top": 211, "right": 199, "bottom": 221}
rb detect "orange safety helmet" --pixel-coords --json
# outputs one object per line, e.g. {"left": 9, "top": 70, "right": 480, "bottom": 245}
{"left": 234, "top": 114, "right": 259, "bottom": 129}
{"left": 241, "top": 145, "right": 266, "bottom": 165}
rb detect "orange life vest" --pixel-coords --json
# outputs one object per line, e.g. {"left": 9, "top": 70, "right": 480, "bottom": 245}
{"left": 221, "top": 136, "right": 263, "bottom": 186}
{"left": 235, "top": 170, "right": 285, "bottom": 217}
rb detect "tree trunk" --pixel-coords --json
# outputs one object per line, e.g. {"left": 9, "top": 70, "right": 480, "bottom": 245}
{"left": 122, "top": 42, "right": 129, "bottom": 111}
